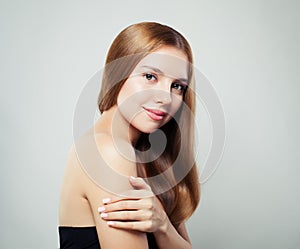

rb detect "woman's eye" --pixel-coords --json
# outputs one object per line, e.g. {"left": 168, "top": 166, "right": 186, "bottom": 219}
{"left": 144, "top": 73, "right": 157, "bottom": 81}
{"left": 172, "top": 82, "right": 186, "bottom": 93}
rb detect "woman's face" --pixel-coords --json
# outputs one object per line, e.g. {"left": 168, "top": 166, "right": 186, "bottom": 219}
{"left": 117, "top": 46, "right": 189, "bottom": 134}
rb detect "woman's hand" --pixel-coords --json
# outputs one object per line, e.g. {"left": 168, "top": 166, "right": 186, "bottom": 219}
{"left": 97, "top": 176, "right": 169, "bottom": 233}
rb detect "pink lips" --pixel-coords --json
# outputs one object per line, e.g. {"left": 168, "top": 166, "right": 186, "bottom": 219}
{"left": 144, "top": 108, "right": 167, "bottom": 121}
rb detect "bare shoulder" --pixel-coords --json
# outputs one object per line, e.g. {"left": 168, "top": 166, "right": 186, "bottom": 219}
{"left": 69, "top": 132, "right": 138, "bottom": 194}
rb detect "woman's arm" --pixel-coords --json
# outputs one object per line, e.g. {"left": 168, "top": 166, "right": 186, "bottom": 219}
{"left": 72, "top": 134, "right": 149, "bottom": 249}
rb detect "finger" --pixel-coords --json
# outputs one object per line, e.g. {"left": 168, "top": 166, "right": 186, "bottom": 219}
{"left": 102, "top": 190, "right": 151, "bottom": 206}
{"left": 100, "top": 210, "right": 151, "bottom": 221}
{"left": 98, "top": 199, "right": 139, "bottom": 213}
{"left": 106, "top": 220, "right": 153, "bottom": 232}
{"left": 129, "top": 176, "right": 152, "bottom": 191}
{"left": 121, "top": 189, "right": 154, "bottom": 199}
{"left": 98, "top": 199, "right": 152, "bottom": 213}
{"left": 101, "top": 195, "right": 138, "bottom": 205}
{"left": 104, "top": 189, "right": 154, "bottom": 205}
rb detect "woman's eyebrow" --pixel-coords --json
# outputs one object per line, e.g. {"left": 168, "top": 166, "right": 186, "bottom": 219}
{"left": 141, "top": 65, "right": 188, "bottom": 84}
{"left": 141, "top": 65, "right": 163, "bottom": 74}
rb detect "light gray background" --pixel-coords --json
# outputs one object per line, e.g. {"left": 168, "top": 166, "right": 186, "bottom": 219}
{"left": 0, "top": 0, "right": 299, "bottom": 248}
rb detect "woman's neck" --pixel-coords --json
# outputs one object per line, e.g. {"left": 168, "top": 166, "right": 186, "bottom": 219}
{"left": 94, "top": 105, "right": 141, "bottom": 146}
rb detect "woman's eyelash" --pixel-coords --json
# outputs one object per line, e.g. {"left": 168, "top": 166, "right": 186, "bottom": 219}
{"left": 172, "top": 82, "right": 187, "bottom": 91}
{"left": 143, "top": 73, "right": 157, "bottom": 81}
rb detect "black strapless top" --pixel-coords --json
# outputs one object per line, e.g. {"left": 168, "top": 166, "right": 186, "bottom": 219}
{"left": 58, "top": 226, "right": 158, "bottom": 249}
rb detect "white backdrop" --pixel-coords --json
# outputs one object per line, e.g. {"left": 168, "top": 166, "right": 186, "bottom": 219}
{"left": 0, "top": 0, "right": 299, "bottom": 248}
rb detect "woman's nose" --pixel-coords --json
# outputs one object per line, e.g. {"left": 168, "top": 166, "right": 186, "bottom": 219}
{"left": 153, "top": 80, "right": 172, "bottom": 104}
{"left": 154, "top": 91, "right": 171, "bottom": 104}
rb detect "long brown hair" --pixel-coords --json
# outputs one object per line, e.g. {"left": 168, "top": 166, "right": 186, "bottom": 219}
{"left": 98, "top": 22, "right": 200, "bottom": 227}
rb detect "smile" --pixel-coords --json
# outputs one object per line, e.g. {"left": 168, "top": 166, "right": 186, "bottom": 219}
{"left": 143, "top": 107, "right": 167, "bottom": 121}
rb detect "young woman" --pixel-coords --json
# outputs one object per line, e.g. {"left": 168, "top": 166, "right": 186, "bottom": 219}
{"left": 59, "top": 22, "right": 200, "bottom": 249}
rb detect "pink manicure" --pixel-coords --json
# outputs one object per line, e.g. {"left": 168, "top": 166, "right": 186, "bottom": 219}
{"left": 102, "top": 198, "right": 111, "bottom": 204}
{"left": 100, "top": 213, "right": 108, "bottom": 218}
{"left": 98, "top": 206, "right": 105, "bottom": 212}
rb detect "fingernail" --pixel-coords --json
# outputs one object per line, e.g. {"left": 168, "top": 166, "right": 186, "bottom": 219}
{"left": 100, "top": 212, "right": 108, "bottom": 218}
{"left": 107, "top": 221, "right": 114, "bottom": 226}
{"left": 102, "top": 198, "right": 111, "bottom": 204}
{"left": 98, "top": 206, "right": 105, "bottom": 212}
{"left": 130, "top": 176, "right": 136, "bottom": 180}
